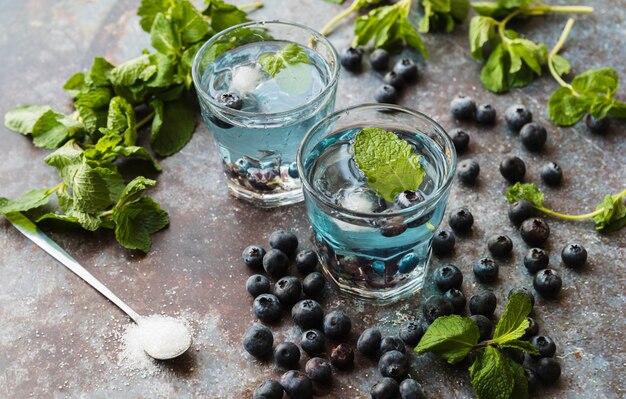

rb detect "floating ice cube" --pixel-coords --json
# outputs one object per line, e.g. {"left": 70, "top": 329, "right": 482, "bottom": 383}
{"left": 337, "top": 186, "right": 386, "bottom": 213}
{"left": 229, "top": 65, "right": 267, "bottom": 95}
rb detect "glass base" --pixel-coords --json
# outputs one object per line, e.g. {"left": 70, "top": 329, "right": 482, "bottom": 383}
{"left": 227, "top": 181, "right": 304, "bottom": 208}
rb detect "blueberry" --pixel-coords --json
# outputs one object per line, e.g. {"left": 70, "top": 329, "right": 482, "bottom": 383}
{"left": 524, "top": 367, "right": 540, "bottom": 389}
{"left": 295, "top": 249, "right": 318, "bottom": 275}
{"left": 499, "top": 156, "right": 526, "bottom": 183}
{"left": 393, "top": 58, "right": 419, "bottom": 82}
{"left": 524, "top": 248, "right": 549, "bottom": 274}
{"left": 242, "top": 245, "right": 266, "bottom": 269}
{"left": 287, "top": 162, "right": 299, "bottom": 179}
{"left": 371, "top": 377, "right": 400, "bottom": 399}
{"left": 469, "top": 291, "right": 497, "bottom": 317}
{"left": 380, "top": 216, "right": 407, "bottom": 237}
{"left": 508, "top": 200, "right": 534, "bottom": 226}
{"left": 520, "top": 218, "right": 550, "bottom": 247}
{"left": 262, "top": 249, "right": 289, "bottom": 278}
{"left": 449, "top": 207, "right": 474, "bottom": 233}
{"left": 508, "top": 287, "right": 535, "bottom": 308}
{"left": 246, "top": 274, "right": 270, "bottom": 297}
{"left": 433, "top": 264, "right": 463, "bottom": 291}
{"left": 505, "top": 104, "right": 532, "bottom": 131}
{"left": 269, "top": 230, "right": 298, "bottom": 257}
{"left": 533, "top": 269, "right": 562, "bottom": 297}
{"left": 473, "top": 257, "right": 499, "bottom": 283}
{"left": 398, "top": 253, "right": 420, "bottom": 273}
{"left": 432, "top": 230, "right": 456, "bottom": 256}
{"left": 521, "top": 317, "right": 539, "bottom": 340}
{"left": 422, "top": 295, "right": 454, "bottom": 323}
{"left": 323, "top": 310, "right": 352, "bottom": 340}
{"left": 330, "top": 343, "right": 354, "bottom": 370}
{"left": 380, "top": 336, "right": 406, "bottom": 354}
{"left": 502, "top": 347, "right": 525, "bottom": 364}
{"left": 457, "top": 159, "right": 480, "bottom": 185}
{"left": 399, "top": 320, "right": 425, "bottom": 347}
{"left": 584, "top": 113, "right": 609, "bottom": 134}
{"left": 253, "top": 380, "right": 284, "bottom": 399}
{"left": 357, "top": 328, "right": 382, "bottom": 357}
{"left": 450, "top": 95, "right": 477, "bottom": 120}
{"left": 340, "top": 47, "right": 362, "bottom": 72}
{"left": 561, "top": 243, "right": 587, "bottom": 268}
{"left": 374, "top": 84, "right": 398, "bottom": 104}
{"left": 520, "top": 123, "right": 547, "bottom": 152}
{"left": 305, "top": 357, "right": 332, "bottom": 384}
{"left": 253, "top": 294, "right": 282, "bottom": 322}
{"left": 444, "top": 288, "right": 467, "bottom": 314}
{"left": 302, "top": 272, "right": 325, "bottom": 297}
{"left": 470, "top": 315, "right": 493, "bottom": 341}
{"left": 451, "top": 128, "right": 470, "bottom": 154}
{"left": 487, "top": 235, "right": 513, "bottom": 257}
{"left": 274, "top": 342, "right": 300, "bottom": 369}
{"left": 280, "top": 370, "right": 313, "bottom": 399}
{"left": 291, "top": 299, "right": 323, "bottom": 329}
{"left": 394, "top": 190, "right": 425, "bottom": 209}
{"left": 383, "top": 71, "right": 405, "bottom": 89}
{"left": 243, "top": 323, "right": 273, "bottom": 358}
{"left": 273, "top": 276, "right": 302, "bottom": 307}
{"left": 399, "top": 379, "right": 426, "bottom": 399}
{"left": 540, "top": 162, "right": 563, "bottom": 186}
{"left": 300, "top": 329, "right": 325, "bottom": 356}
{"left": 217, "top": 92, "right": 243, "bottom": 110}
{"left": 530, "top": 335, "right": 556, "bottom": 359}
{"left": 370, "top": 48, "right": 390, "bottom": 71}
{"left": 535, "top": 357, "right": 561, "bottom": 384}
{"left": 378, "top": 350, "right": 409, "bottom": 381}
{"left": 475, "top": 104, "right": 496, "bottom": 124}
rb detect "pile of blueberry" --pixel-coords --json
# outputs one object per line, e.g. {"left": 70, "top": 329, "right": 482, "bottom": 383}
{"left": 339, "top": 47, "right": 419, "bottom": 104}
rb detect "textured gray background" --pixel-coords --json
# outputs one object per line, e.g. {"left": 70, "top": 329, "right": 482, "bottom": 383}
{"left": 0, "top": 0, "right": 624, "bottom": 398}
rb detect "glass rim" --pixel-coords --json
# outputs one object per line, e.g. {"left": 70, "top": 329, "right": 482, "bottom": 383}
{"left": 191, "top": 20, "right": 340, "bottom": 119}
{"left": 297, "top": 103, "right": 458, "bottom": 219}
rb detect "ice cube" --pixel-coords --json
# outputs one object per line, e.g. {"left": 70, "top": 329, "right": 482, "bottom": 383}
{"left": 337, "top": 186, "right": 386, "bottom": 213}
{"left": 229, "top": 65, "right": 267, "bottom": 95}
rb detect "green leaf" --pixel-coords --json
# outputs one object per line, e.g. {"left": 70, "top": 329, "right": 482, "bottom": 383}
{"left": 469, "top": 16, "right": 497, "bottom": 61}
{"left": 35, "top": 213, "right": 81, "bottom": 230}
{"left": 552, "top": 54, "right": 571, "bottom": 77}
{"left": 77, "top": 105, "right": 108, "bottom": 135}
{"left": 75, "top": 87, "right": 112, "bottom": 109}
{"left": 548, "top": 87, "right": 589, "bottom": 126}
{"left": 505, "top": 182, "right": 544, "bottom": 208}
{"left": 89, "top": 57, "right": 115, "bottom": 87}
{"left": 259, "top": 43, "right": 311, "bottom": 78}
{"left": 572, "top": 67, "right": 619, "bottom": 96}
{"left": 398, "top": 18, "right": 428, "bottom": 58}
{"left": 138, "top": 0, "right": 169, "bottom": 32}
{"left": 32, "top": 110, "right": 83, "bottom": 149}
{"left": 113, "top": 197, "right": 169, "bottom": 252}
{"left": 149, "top": 97, "right": 196, "bottom": 157}
{"left": 4, "top": 105, "right": 51, "bottom": 135}
{"left": 204, "top": 0, "right": 249, "bottom": 32}
{"left": 106, "top": 96, "right": 136, "bottom": 146}
{"left": 151, "top": 13, "right": 182, "bottom": 56}
{"left": 146, "top": 53, "right": 178, "bottom": 88}
{"left": 500, "top": 339, "right": 540, "bottom": 355}
{"left": 116, "top": 176, "right": 158, "bottom": 207}
{"left": 45, "top": 140, "right": 84, "bottom": 185}
{"left": 0, "top": 189, "right": 52, "bottom": 214}
{"left": 427, "top": 0, "right": 451, "bottom": 13}
{"left": 593, "top": 193, "right": 626, "bottom": 232}
{"left": 113, "top": 145, "right": 162, "bottom": 171}
{"left": 450, "top": 0, "right": 470, "bottom": 21}
{"left": 480, "top": 43, "right": 509, "bottom": 93}
{"left": 508, "top": 38, "right": 542, "bottom": 75}
{"left": 492, "top": 292, "right": 533, "bottom": 344}
{"left": 110, "top": 55, "right": 154, "bottom": 87}
{"left": 67, "top": 209, "right": 102, "bottom": 231}
{"left": 471, "top": 1, "right": 505, "bottom": 18}
{"left": 497, "top": 0, "right": 530, "bottom": 8}
{"left": 608, "top": 101, "right": 626, "bottom": 118}
{"left": 353, "top": 128, "right": 426, "bottom": 203}
{"left": 508, "top": 64, "right": 535, "bottom": 89}
{"left": 71, "top": 160, "right": 124, "bottom": 213}
{"left": 508, "top": 357, "right": 529, "bottom": 399}
{"left": 172, "top": 0, "right": 211, "bottom": 45}
{"left": 63, "top": 73, "right": 87, "bottom": 97}
{"left": 415, "top": 315, "right": 480, "bottom": 364}
{"left": 469, "top": 346, "right": 515, "bottom": 399}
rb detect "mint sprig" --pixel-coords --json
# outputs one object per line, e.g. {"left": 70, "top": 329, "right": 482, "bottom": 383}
{"left": 415, "top": 292, "right": 539, "bottom": 399}
{"left": 506, "top": 182, "right": 626, "bottom": 233}
{"left": 353, "top": 128, "right": 425, "bottom": 203}
{"left": 418, "top": 0, "right": 470, "bottom": 34}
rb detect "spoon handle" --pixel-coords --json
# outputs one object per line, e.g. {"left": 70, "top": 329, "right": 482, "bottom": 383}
{"left": 6, "top": 212, "right": 141, "bottom": 322}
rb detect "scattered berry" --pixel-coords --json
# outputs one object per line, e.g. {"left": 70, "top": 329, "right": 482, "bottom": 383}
{"left": 399, "top": 320, "right": 425, "bottom": 347}
{"left": 524, "top": 367, "right": 540, "bottom": 389}
{"left": 340, "top": 47, "right": 362, "bottom": 71}
{"left": 470, "top": 315, "right": 493, "bottom": 341}
{"left": 505, "top": 104, "right": 532, "bottom": 131}
{"left": 394, "top": 190, "right": 425, "bottom": 209}
{"left": 302, "top": 272, "right": 325, "bottom": 297}
{"left": 217, "top": 91, "right": 243, "bottom": 110}
{"left": 371, "top": 377, "right": 400, "bottom": 399}
{"left": 473, "top": 257, "right": 499, "bottom": 283}
{"left": 253, "top": 294, "right": 282, "bottom": 322}
{"left": 242, "top": 245, "right": 266, "bottom": 269}
{"left": 500, "top": 156, "right": 526, "bottom": 183}
{"left": 561, "top": 243, "right": 587, "bottom": 268}
{"left": 524, "top": 248, "right": 549, "bottom": 273}
{"left": 246, "top": 274, "right": 271, "bottom": 297}
{"left": 423, "top": 295, "right": 454, "bottom": 323}
{"left": 262, "top": 249, "right": 289, "bottom": 278}
{"left": 533, "top": 269, "right": 562, "bottom": 297}
{"left": 357, "top": 328, "right": 382, "bottom": 357}
{"left": 522, "top": 317, "right": 539, "bottom": 340}
{"left": 487, "top": 235, "right": 513, "bottom": 257}
{"left": 475, "top": 104, "right": 496, "bottom": 124}
{"left": 269, "top": 230, "right": 298, "bottom": 257}
{"left": 432, "top": 230, "right": 456, "bottom": 256}
{"left": 253, "top": 380, "right": 284, "bottom": 399}
{"left": 540, "top": 162, "right": 563, "bottom": 186}
{"left": 280, "top": 370, "right": 313, "bottom": 399}
{"left": 300, "top": 329, "right": 325, "bottom": 356}
{"left": 370, "top": 48, "right": 390, "bottom": 71}
{"left": 330, "top": 343, "right": 355, "bottom": 370}
{"left": 451, "top": 128, "right": 470, "bottom": 153}
{"left": 379, "top": 350, "right": 409, "bottom": 381}
{"left": 374, "top": 84, "right": 399, "bottom": 104}
{"left": 393, "top": 58, "right": 418, "bottom": 82}
{"left": 305, "top": 357, "right": 332, "bottom": 384}
{"left": 399, "top": 378, "right": 426, "bottom": 399}
{"left": 520, "top": 218, "right": 550, "bottom": 247}
{"left": 291, "top": 299, "right": 323, "bottom": 329}
{"left": 584, "top": 114, "right": 609, "bottom": 134}
{"left": 520, "top": 123, "right": 547, "bottom": 152}
{"left": 508, "top": 287, "right": 535, "bottom": 308}
{"left": 433, "top": 264, "right": 463, "bottom": 291}
{"left": 274, "top": 342, "right": 300, "bottom": 369}
{"left": 457, "top": 159, "right": 480, "bottom": 185}
{"left": 469, "top": 291, "right": 497, "bottom": 317}
{"left": 530, "top": 335, "right": 557, "bottom": 359}
{"left": 323, "top": 310, "right": 352, "bottom": 340}
{"left": 243, "top": 323, "right": 274, "bottom": 358}
{"left": 295, "top": 250, "right": 318, "bottom": 274}
{"left": 450, "top": 95, "right": 477, "bottom": 120}
{"left": 449, "top": 207, "right": 474, "bottom": 233}
{"left": 383, "top": 71, "right": 405, "bottom": 89}
{"left": 535, "top": 357, "right": 561, "bottom": 384}
{"left": 380, "top": 336, "right": 406, "bottom": 355}
{"left": 273, "top": 276, "right": 302, "bottom": 307}
{"left": 288, "top": 162, "right": 299, "bottom": 179}
{"left": 444, "top": 288, "right": 467, "bottom": 314}
{"left": 508, "top": 200, "right": 534, "bottom": 226}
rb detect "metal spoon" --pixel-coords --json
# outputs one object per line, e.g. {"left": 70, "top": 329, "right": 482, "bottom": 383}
{"left": 6, "top": 212, "right": 192, "bottom": 360}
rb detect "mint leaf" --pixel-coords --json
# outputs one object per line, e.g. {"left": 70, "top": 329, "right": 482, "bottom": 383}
{"left": 89, "top": 57, "right": 115, "bottom": 87}
{"left": 149, "top": 97, "right": 196, "bottom": 157}
{"left": 172, "top": 0, "right": 211, "bottom": 45}
{"left": 505, "top": 182, "right": 544, "bottom": 208}
{"left": 113, "top": 197, "right": 169, "bottom": 252}
{"left": 508, "top": 38, "right": 543, "bottom": 75}
{"left": 138, "top": 0, "right": 169, "bottom": 32}
{"left": 419, "top": 0, "right": 469, "bottom": 33}
{"left": 552, "top": 54, "right": 571, "bottom": 77}
{"left": 110, "top": 55, "right": 155, "bottom": 87}
{"left": 353, "top": 128, "right": 426, "bottom": 203}
{"left": 415, "top": 315, "right": 479, "bottom": 364}
{"left": 32, "top": 110, "right": 83, "bottom": 149}
{"left": 593, "top": 193, "right": 626, "bottom": 232}
{"left": 480, "top": 43, "right": 509, "bottom": 93}
{"left": 45, "top": 141, "right": 84, "bottom": 184}
{"left": 116, "top": 176, "right": 158, "bottom": 207}
{"left": 105, "top": 96, "right": 136, "bottom": 146}
{"left": 75, "top": 87, "right": 112, "bottom": 109}
{"left": 72, "top": 161, "right": 124, "bottom": 213}
{"left": 508, "top": 357, "right": 529, "bottom": 399}
{"left": 35, "top": 213, "right": 81, "bottom": 229}
{"left": 469, "top": 346, "right": 515, "bottom": 399}
{"left": 547, "top": 86, "right": 589, "bottom": 126}
{"left": 113, "top": 146, "right": 162, "bottom": 171}
{"left": 0, "top": 189, "right": 53, "bottom": 214}
{"left": 151, "top": 13, "right": 182, "bottom": 56}
{"left": 4, "top": 105, "right": 51, "bottom": 135}
{"left": 571, "top": 67, "right": 619, "bottom": 96}
{"left": 492, "top": 292, "right": 533, "bottom": 344}
{"left": 63, "top": 73, "right": 87, "bottom": 97}
{"left": 469, "top": 16, "right": 497, "bottom": 61}
{"left": 259, "top": 44, "right": 310, "bottom": 78}
{"left": 204, "top": 0, "right": 249, "bottom": 32}
{"left": 500, "top": 339, "right": 540, "bottom": 355}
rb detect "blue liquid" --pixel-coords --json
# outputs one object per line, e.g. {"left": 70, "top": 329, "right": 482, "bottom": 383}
{"left": 302, "top": 128, "right": 450, "bottom": 299}
{"left": 199, "top": 41, "right": 335, "bottom": 198}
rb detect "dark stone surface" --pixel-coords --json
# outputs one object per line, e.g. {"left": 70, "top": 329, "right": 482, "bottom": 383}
{"left": 0, "top": 0, "right": 624, "bottom": 397}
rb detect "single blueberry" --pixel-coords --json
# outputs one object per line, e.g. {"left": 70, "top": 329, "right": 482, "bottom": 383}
{"left": 508, "top": 200, "right": 534, "bottom": 226}
{"left": 450, "top": 95, "right": 477, "bottom": 120}
{"left": 262, "top": 249, "right": 289, "bottom": 278}
{"left": 295, "top": 249, "right": 318, "bottom": 274}
{"left": 500, "top": 156, "right": 526, "bottom": 183}
{"left": 473, "top": 257, "right": 499, "bottom": 283}
{"left": 269, "top": 230, "right": 298, "bottom": 257}
{"left": 340, "top": 47, "right": 362, "bottom": 71}
{"left": 280, "top": 370, "right": 313, "bottom": 399}
{"left": 242, "top": 245, "right": 266, "bottom": 269}
{"left": 470, "top": 314, "right": 493, "bottom": 341}
{"left": 302, "top": 272, "right": 325, "bottom": 297}
{"left": 253, "top": 380, "right": 283, "bottom": 399}
{"left": 274, "top": 341, "right": 300, "bottom": 369}
{"left": 398, "top": 252, "right": 420, "bottom": 273}
{"left": 524, "top": 248, "right": 549, "bottom": 274}
{"left": 561, "top": 243, "right": 587, "bottom": 268}
{"left": 399, "top": 320, "right": 426, "bottom": 347}
{"left": 533, "top": 269, "right": 562, "bottom": 297}
{"left": 540, "top": 162, "right": 563, "bottom": 186}
{"left": 487, "top": 235, "right": 513, "bottom": 257}
{"left": 584, "top": 114, "right": 609, "bottom": 134}
{"left": 287, "top": 162, "right": 299, "bottom": 179}
{"left": 378, "top": 350, "right": 409, "bottom": 381}
{"left": 330, "top": 343, "right": 355, "bottom": 370}
{"left": 444, "top": 288, "right": 467, "bottom": 314}
{"left": 449, "top": 207, "right": 474, "bottom": 233}
{"left": 253, "top": 294, "right": 282, "bottom": 322}
{"left": 475, "top": 104, "right": 496, "bottom": 124}
{"left": 305, "top": 357, "right": 332, "bottom": 384}
{"left": 520, "top": 123, "right": 548, "bottom": 152}
{"left": 273, "top": 276, "right": 302, "bottom": 307}
{"left": 371, "top": 377, "right": 400, "bottom": 399}
{"left": 457, "top": 159, "right": 480, "bottom": 185}
{"left": 243, "top": 323, "right": 273, "bottom": 358}
{"left": 432, "top": 230, "right": 456, "bottom": 256}
{"left": 399, "top": 378, "right": 426, "bottom": 399}
{"left": 291, "top": 299, "right": 323, "bottom": 329}
{"left": 357, "top": 328, "right": 382, "bottom": 357}
{"left": 370, "top": 48, "right": 390, "bottom": 71}
{"left": 469, "top": 291, "right": 497, "bottom": 317}
{"left": 383, "top": 71, "right": 405, "bottom": 89}
{"left": 300, "top": 329, "right": 325, "bottom": 356}
{"left": 393, "top": 58, "right": 418, "bottom": 82}
{"left": 505, "top": 104, "right": 532, "bottom": 131}
{"left": 380, "top": 336, "right": 406, "bottom": 355}
{"left": 520, "top": 218, "right": 550, "bottom": 247}
{"left": 323, "top": 310, "right": 352, "bottom": 340}
{"left": 451, "top": 128, "right": 470, "bottom": 154}
{"left": 422, "top": 295, "right": 454, "bottom": 323}
{"left": 374, "top": 84, "right": 399, "bottom": 104}
{"left": 246, "top": 274, "right": 270, "bottom": 297}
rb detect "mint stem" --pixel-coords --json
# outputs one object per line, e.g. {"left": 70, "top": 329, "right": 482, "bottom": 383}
{"left": 136, "top": 111, "right": 155, "bottom": 130}
{"left": 320, "top": 0, "right": 360, "bottom": 36}
{"left": 548, "top": 18, "right": 577, "bottom": 92}
{"left": 239, "top": 1, "right": 264, "bottom": 11}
